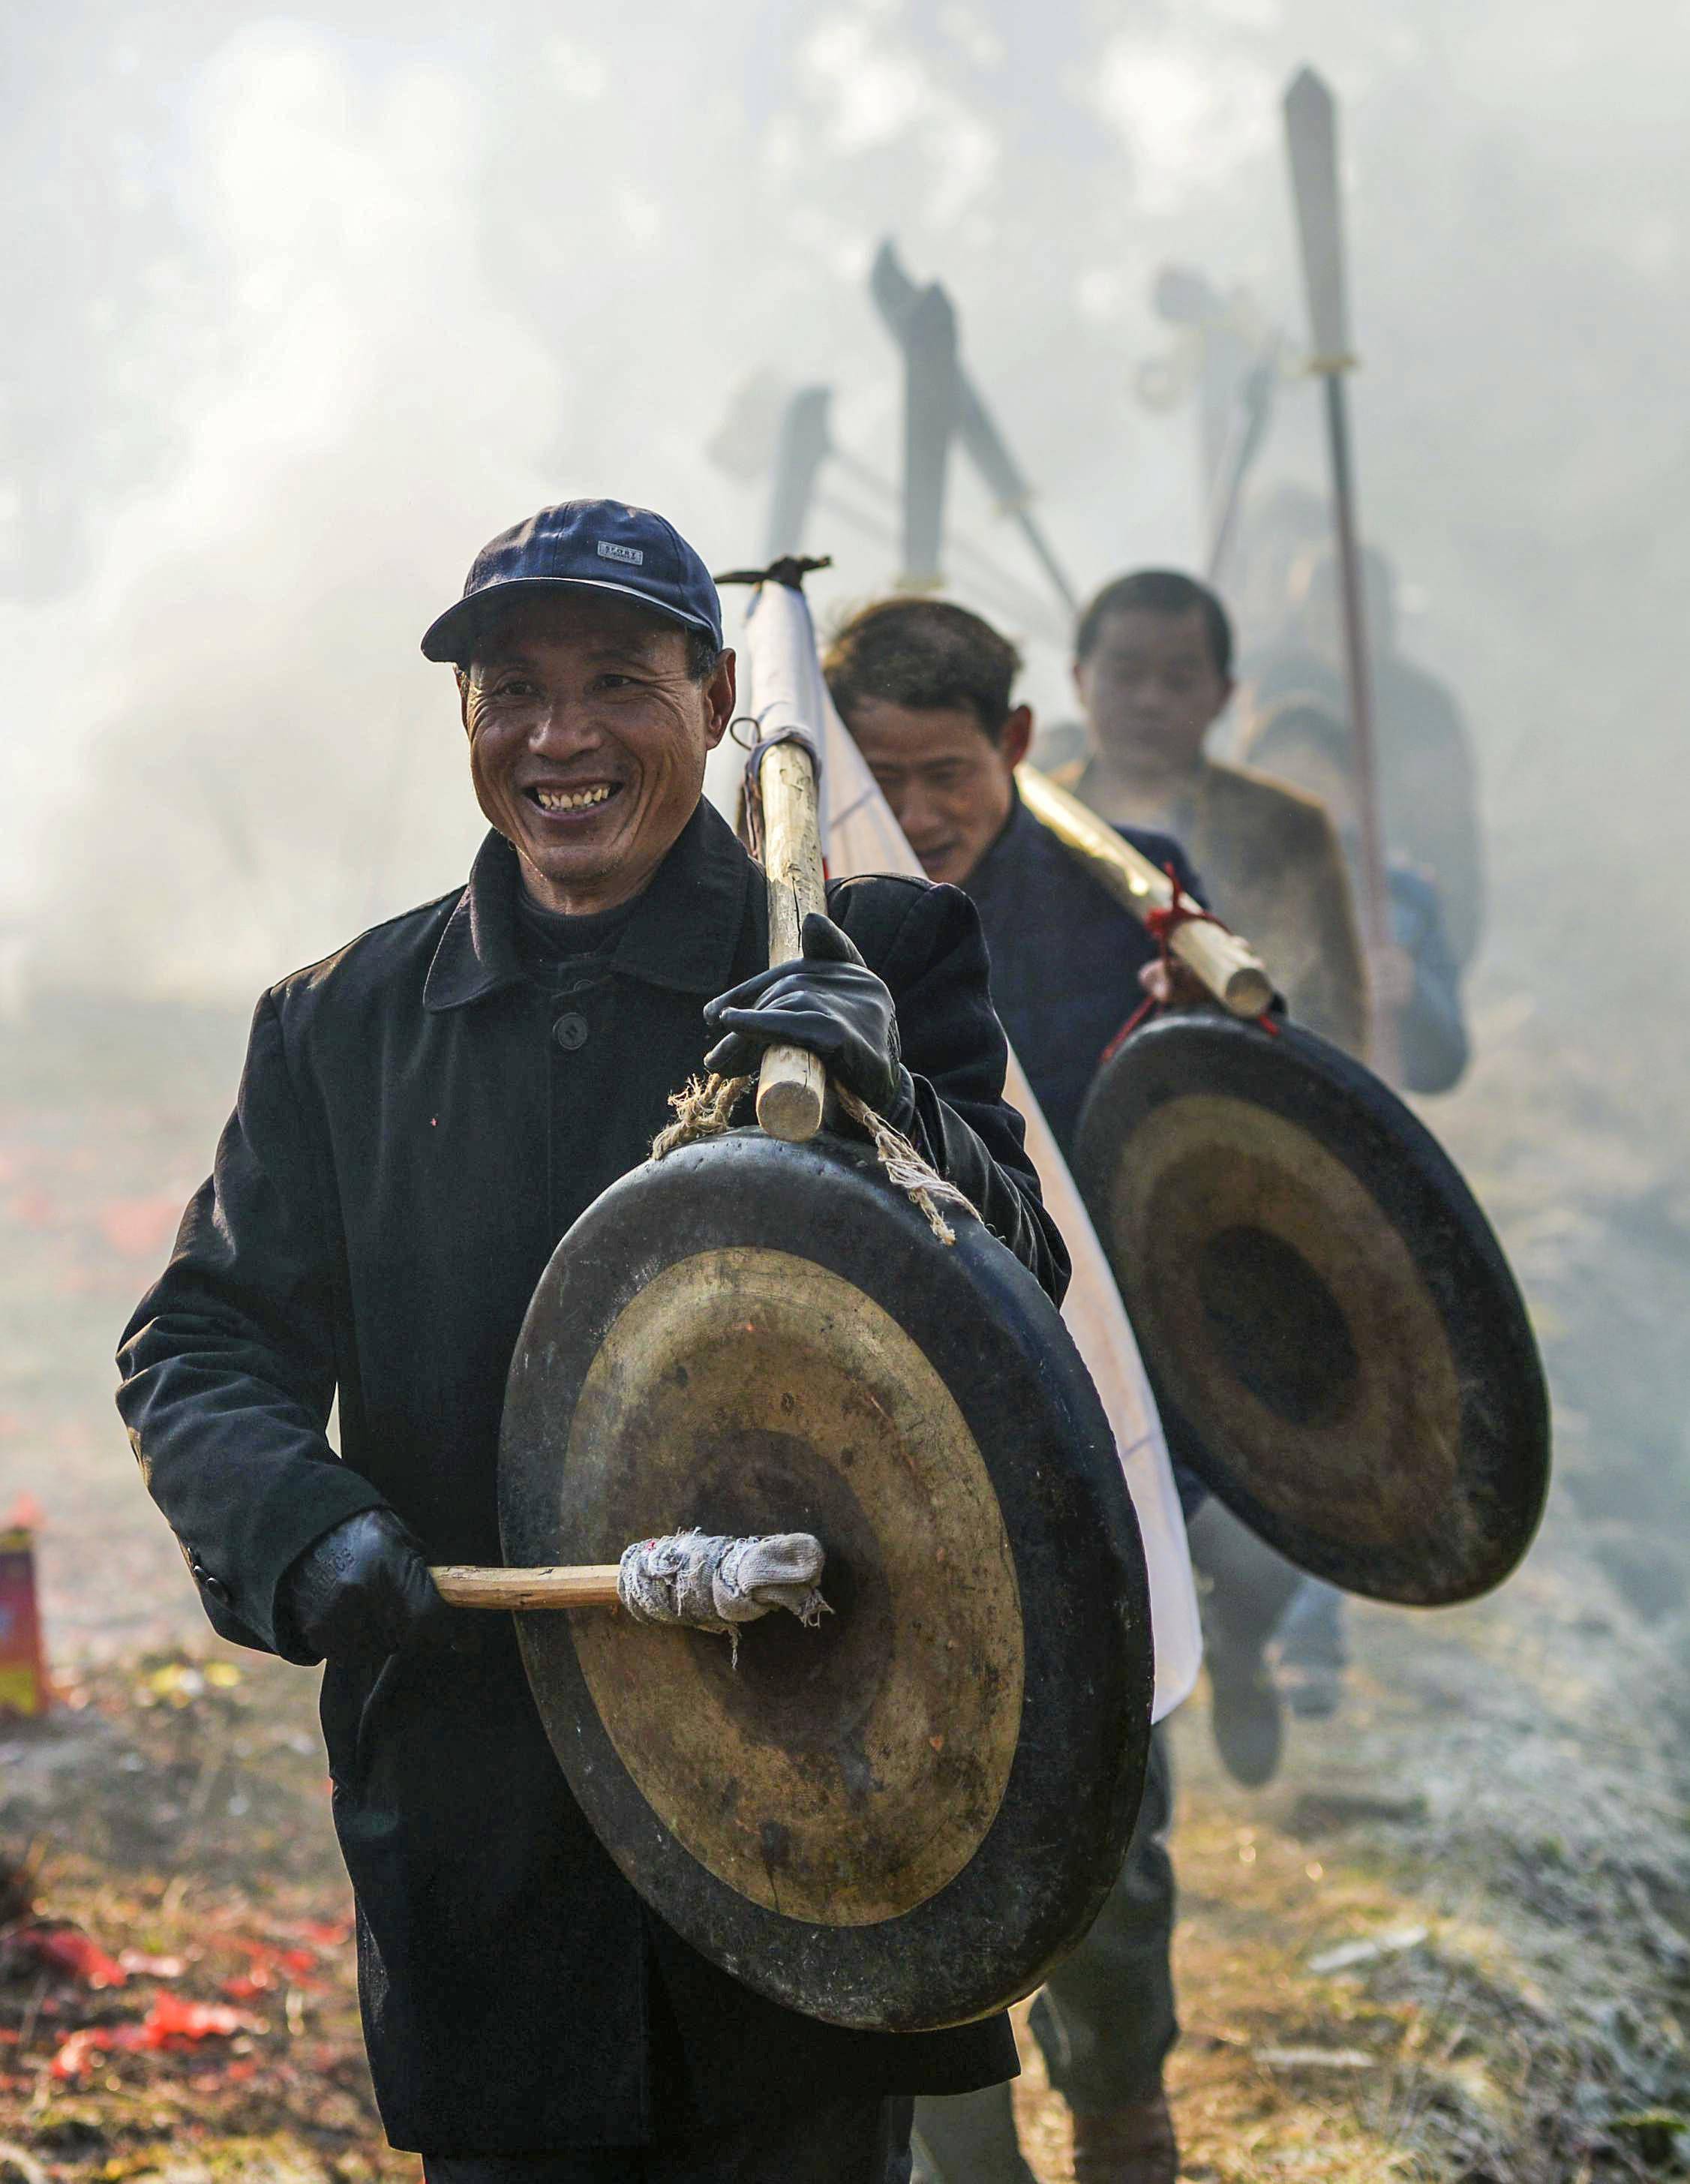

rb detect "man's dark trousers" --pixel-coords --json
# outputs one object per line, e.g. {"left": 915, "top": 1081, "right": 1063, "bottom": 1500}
{"left": 425, "top": 2093, "right": 914, "bottom": 2184}
{"left": 911, "top": 1735, "right": 1176, "bottom": 2182}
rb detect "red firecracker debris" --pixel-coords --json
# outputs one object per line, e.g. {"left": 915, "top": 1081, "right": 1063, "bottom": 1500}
{"left": 293, "top": 1916, "right": 353, "bottom": 1947}
{"left": 50, "top": 1990, "right": 264, "bottom": 2080}
{"left": 14, "top": 1922, "right": 128, "bottom": 1987}
{"left": 145, "top": 1992, "right": 263, "bottom": 2040}
{"left": 221, "top": 1936, "right": 326, "bottom": 2000}
{"left": 49, "top": 2026, "right": 112, "bottom": 2082}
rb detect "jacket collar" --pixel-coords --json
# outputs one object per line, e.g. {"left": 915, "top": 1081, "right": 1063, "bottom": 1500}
{"left": 423, "top": 799, "right": 757, "bottom": 1012}
{"left": 962, "top": 784, "right": 1039, "bottom": 897}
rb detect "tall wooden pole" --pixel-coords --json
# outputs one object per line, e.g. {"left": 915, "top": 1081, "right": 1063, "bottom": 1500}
{"left": 1283, "top": 66, "right": 1399, "bottom": 1081}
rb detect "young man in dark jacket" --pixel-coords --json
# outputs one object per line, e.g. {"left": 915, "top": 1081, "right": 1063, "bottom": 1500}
{"left": 824, "top": 597, "right": 1203, "bottom": 2184}
{"left": 116, "top": 503, "right": 1067, "bottom": 2183}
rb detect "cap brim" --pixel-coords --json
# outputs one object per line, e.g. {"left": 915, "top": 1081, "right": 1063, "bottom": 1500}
{"left": 421, "top": 575, "right": 720, "bottom": 663}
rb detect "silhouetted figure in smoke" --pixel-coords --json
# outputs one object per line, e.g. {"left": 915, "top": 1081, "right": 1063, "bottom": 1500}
{"left": 1066, "top": 569, "right": 1369, "bottom": 1057}
{"left": 1247, "top": 543, "right": 1486, "bottom": 967}
{"left": 1245, "top": 697, "right": 1469, "bottom": 1096}
{"left": 1228, "top": 479, "right": 1329, "bottom": 689}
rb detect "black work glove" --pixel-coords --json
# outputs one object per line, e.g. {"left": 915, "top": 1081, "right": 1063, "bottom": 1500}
{"left": 278, "top": 1508, "right": 454, "bottom": 1663}
{"left": 703, "top": 912, "right": 903, "bottom": 1112}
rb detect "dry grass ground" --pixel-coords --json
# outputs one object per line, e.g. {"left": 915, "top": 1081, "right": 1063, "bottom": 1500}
{"left": 1007, "top": 1542, "right": 1690, "bottom": 2184}
{"left": 0, "top": 1651, "right": 404, "bottom": 2181}
{"left": 5, "top": 1519, "right": 1686, "bottom": 2181}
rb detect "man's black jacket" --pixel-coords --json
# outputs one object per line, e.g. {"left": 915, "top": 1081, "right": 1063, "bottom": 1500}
{"left": 116, "top": 798, "right": 1067, "bottom": 2154}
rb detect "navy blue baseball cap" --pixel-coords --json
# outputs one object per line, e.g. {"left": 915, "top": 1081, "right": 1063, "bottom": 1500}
{"left": 421, "top": 498, "right": 724, "bottom": 664}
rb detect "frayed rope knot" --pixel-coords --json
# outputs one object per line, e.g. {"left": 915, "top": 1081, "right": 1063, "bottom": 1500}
{"left": 832, "top": 1086, "right": 977, "bottom": 1246}
{"left": 617, "top": 1529, "right": 829, "bottom": 1664}
{"left": 652, "top": 1073, "right": 755, "bottom": 1158}
{"left": 650, "top": 1074, "right": 979, "bottom": 1246}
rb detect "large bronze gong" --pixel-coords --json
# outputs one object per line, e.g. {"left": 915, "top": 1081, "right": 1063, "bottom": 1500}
{"left": 500, "top": 1125, "right": 1153, "bottom": 2032}
{"left": 1073, "top": 1011, "right": 1549, "bottom": 1606}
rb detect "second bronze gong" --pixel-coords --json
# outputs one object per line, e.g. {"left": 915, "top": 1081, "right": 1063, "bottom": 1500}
{"left": 1073, "top": 1012, "right": 1549, "bottom": 1606}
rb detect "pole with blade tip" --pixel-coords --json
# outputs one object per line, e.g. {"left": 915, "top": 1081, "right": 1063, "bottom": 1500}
{"left": 1283, "top": 65, "right": 1399, "bottom": 1082}
{"left": 943, "top": 360, "right": 1080, "bottom": 615}
{"left": 895, "top": 276, "right": 959, "bottom": 590}
{"left": 872, "top": 240, "right": 1079, "bottom": 614}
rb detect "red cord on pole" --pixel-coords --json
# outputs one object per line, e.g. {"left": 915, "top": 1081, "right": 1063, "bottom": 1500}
{"left": 1100, "top": 865, "right": 1280, "bottom": 1065}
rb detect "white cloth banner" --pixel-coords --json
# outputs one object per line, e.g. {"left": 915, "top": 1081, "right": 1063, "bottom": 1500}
{"left": 707, "top": 581, "right": 1202, "bottom": 1720}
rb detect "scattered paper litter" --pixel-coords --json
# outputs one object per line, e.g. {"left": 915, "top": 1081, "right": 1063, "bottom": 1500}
{"left": 1307, "top": 1924, "right": 1430, "bottom": 1975}
{"left": 1254, "top": 2044, "right": 1377, "bottom": 2071}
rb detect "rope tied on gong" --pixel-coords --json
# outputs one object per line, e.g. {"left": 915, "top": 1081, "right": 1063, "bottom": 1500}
{"left": 653, "top": 1074, "right": 980, "bottom": 1245}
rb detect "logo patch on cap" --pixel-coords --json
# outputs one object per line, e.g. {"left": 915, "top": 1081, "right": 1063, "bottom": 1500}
{"left": 596, "top": 540, "right": 644, "bottom": 566}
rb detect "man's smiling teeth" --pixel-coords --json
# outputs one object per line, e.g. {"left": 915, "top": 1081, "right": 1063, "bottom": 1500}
{"left": 533, "top": 784, "right": 614, "bottom": 813}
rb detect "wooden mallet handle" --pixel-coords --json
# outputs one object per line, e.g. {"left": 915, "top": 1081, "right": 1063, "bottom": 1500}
{"left": 432, "top": 1530, "right": 827, "bottom": 1619}
{"left": 431, "top": 1565, "right": 621, "bottom": 1610}
{"left": 755, "top": 739, "right": 830, "bottom": 1143}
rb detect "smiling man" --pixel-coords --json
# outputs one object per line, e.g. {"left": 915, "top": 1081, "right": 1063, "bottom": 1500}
{"left": 116, "top": 503, "right": 1066, "bottom": 2183}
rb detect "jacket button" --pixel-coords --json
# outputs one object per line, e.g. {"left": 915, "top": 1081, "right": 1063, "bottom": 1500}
{"left": 552, "top": 1011, "right": 589, "bottom": 1052}
{"left": 202, "top": 1573, "right": 232, "bottom": 1606}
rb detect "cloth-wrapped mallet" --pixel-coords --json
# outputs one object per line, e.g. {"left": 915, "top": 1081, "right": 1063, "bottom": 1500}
{"left": 430, "top": 1530, "right": 827, "bottom": 1636}
{"left": 616, "top": 1529, "right": 828, "bottom": 1634}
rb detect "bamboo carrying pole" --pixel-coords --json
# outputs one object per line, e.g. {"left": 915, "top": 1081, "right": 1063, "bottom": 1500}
{"left": 754, "top": 739, "right": 830, "bottom": 1142}
{"left": 431, "top": 1564, "right": 622, "bottom": 1610}
{"left": 1016, "top": 765, "right": 1275, "bottom": 1018}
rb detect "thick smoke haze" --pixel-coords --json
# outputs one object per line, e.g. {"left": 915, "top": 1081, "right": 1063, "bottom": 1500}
{"left": 8, "top": 17, "right": 1690, "bottom": 2155}
{"left": 3, "top": 0, "right": 1687, "bottom": 1047}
